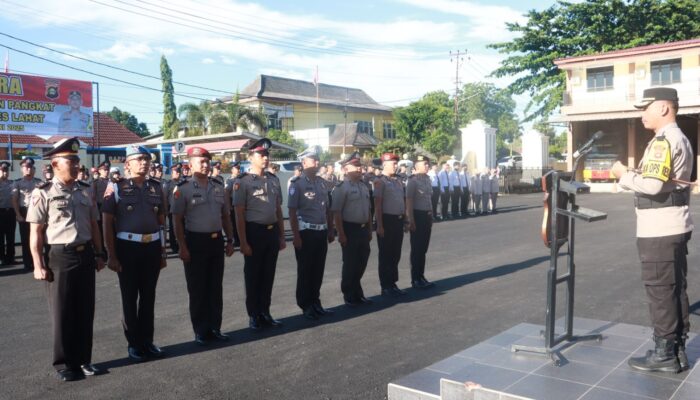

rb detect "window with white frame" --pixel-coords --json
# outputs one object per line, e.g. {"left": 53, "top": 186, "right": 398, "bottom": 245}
{"left": 586, "top": 66, "right": 614, "bottom": 92}
{"left": 651, "top": 59, "right": 681, "bottom": 86}
{"left": 383, "top": 122, "right": 396, "bottom": 139}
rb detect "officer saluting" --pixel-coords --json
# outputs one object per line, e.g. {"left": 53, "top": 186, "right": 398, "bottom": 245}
{"left": 0, "top": 161, "right": 15, "bottom": 266}
{"left": 612, "top": 88, "right": 694, "bottom": 373}
{"left": 232, "top": 138, "right": 286, "bottom": 330}
{"left": 26, "top": 137, "right": 106, "bottom": 381}
{"left": 12, "top": 157, "right": 42, "bottom": 270}
{"left": 102, "top": 146, "right": 167, "bottom": 361}
{"left": 374, "top": 152, "right": 407, "bottom": 297}
{"left": 332, "top": 152, "right": 373, "bottom": 306}
{"left": 172, "top": 147, "right": 235, "bottom": 345}
{"left": 406, "top": 155, "right": 436, "bottom": 289}
{"left": 288, "top": 146, "right": 335, "bottom": 320}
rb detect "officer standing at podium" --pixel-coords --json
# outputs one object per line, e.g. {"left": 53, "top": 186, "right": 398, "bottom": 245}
{"left": 172, "top": 147, "right": 235, "bottom": 345}
{"left": 612, "top": 87, "right": 693, "bottom": 373}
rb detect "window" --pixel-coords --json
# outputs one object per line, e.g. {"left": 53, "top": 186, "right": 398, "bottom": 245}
{"left": 586, "top": 67, "right": 614, "bottom": 92}
{"left": 383, "top": 122, "right": 396, "bottom": 139}
{"left": 651, "top": 59, "right": 681, "bottom": 86}
{"left": 356, "top": 120, "right": 373, "bottom": 136}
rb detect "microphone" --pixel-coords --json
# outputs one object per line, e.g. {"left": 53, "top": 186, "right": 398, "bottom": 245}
{"left": 573, "top": 131, "right": 604, "bottom": 158}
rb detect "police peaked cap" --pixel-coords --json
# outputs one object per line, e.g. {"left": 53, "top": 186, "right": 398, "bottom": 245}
{"left": 634, "top": 87, "right": 679, "bottom": 109}
{"left": 340, "top": 151, "right": 362, "bottom": 167}
{"left": 44, "top": 137, "right": 80, "bottom": 159}
{"left": 297, "top": 145, "right": 321, "bottom": 161}
{"left": 0, "top": 161, "right": 9, "bottom": 170}
{"left": 125, "top": 145, "right": 152, "bottom": 160}
{"left": 248, "top": 138, "right": 272, "bottom": 154}
{"left": 414, "top": 155, "right": 431, "bottom": 163}
{"left": 19, "top": 157, "right": 35, "bottom": 166}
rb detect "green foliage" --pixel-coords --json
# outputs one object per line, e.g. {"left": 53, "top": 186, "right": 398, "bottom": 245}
{"left": 392, "top": 90, "right": 458, "bottom": 157}
{"left": 177, "top": 103, "right": 206, "bottom": 136}
{"left": 549, "top": 131, "right": 568, "bottom": 158}
{"left": 371, "top": 139, "right": 414, "bottom": 157}
{"left": 160, "top": 56, "right": 178, "bottom": 139}
{"left": 489, "top": 0, "right": 700, "bottom": 121}
{"left": 107, "top": 107, "right": 150, "bottom": 137}
{"left": 266, "top": 129, "right": 306, "bottom": 158}
{"left": 422, "top": 130, "right": 456, "bottom": 158}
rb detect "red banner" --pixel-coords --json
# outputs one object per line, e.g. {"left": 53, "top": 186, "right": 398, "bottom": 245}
{"left": 0, "top": 73, "right": 93, "bottom": 136}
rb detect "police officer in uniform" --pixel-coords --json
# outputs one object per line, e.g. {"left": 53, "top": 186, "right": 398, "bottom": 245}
{"left": 102, "top": 146, "right": 168, "bottom": 361}
{"left": 172, "top": 147, "right": 235, "bottom": 345}
{"left": 43, "top": 164, "right": 55, "bottom": 182}
{"left": 0, "top": 161, "right": 15, "bottom": 265}
{"left": 374, "top": 152, "right": 407, "bottom": 297}
{"left": 232, "top": 139, "right": 286, "bottom": 330}
{"left": 332, "top": 152, "right": 373, "bottom": 306}
{"left": 612, "top": 88, "right": 693, "bottom": 373}
{"left": 26, "top": 137, "right": 106, "bottom": 381}
{"left": 13, "top": 157, "right": 42, "bottom": 270}
{"left": 210, "top": 160, "right": 225, "bottom": 185}
{"left": 224, "top": 161, "right": 241, "bottom": 247}
{"left": 288, "top": 146, "right": 335, "bottom": 320}
{"left": 166, "top": 163, "right": 185, "bottom": 253}
{"left": 406, "top": 155, "right": 436, "bottom": 289}
{"left": 437, "top": 163, "right": 451, "bottom": 220}
{"left": 448, "top": 162, "right": 461, "bottom": 218}
{"left": 428, "top": 164, "right": 440, "bottom": 220}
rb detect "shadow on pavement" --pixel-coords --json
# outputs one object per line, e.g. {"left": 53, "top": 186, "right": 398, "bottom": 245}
{"left": 95, "top": 254, "right": 549, "bottom": 371}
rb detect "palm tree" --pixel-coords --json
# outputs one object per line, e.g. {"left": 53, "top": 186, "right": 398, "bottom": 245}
{"left": 177, "top": 94, "right": 269, "bottom": 137}
{"left": 177, "top": 102, "right": 206, "bottom": 136}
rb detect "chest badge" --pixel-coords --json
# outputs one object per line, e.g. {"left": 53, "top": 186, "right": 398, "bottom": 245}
{"left": 127, "top": 205, "right": 134, "bottom": 211}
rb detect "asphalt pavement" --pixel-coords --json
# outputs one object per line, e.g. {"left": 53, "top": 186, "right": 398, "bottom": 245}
{"left": 1, "top": 192, "right": 699, "bottom": 400}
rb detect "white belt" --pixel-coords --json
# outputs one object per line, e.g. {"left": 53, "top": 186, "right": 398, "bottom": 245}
{"left": 299, "top": 220, "right": 327, "bottom": 231}
{"left": 116, "top": 231, "right": 160, "bottom": 243}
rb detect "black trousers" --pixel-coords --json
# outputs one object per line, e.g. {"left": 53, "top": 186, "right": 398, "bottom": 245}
{"left": 116, "top": 239, "right": 161, "bottom": 348}
{"left": 410, "top": 210, "right": 433, "bottom": 282}
{"left": 183, "top": 231, "right": 224, "bottom": 336}
{"left": 47, "top": 243, "right": 96, "bottom": 370}
{"left": 244, "top": 222, "right": 280, "bottom": 317}
{"left": 461, "top": 189, "right": 470, "bottom": 215}
{"left": 431, "top": 187, "right": 440, "bottom": 216}
{"left": 19, "top": 207, "right": 33, "bottom": 269}
{"left": 168, "top": 214, "right": 179, "bottom": 252}
{"left": 637, "top": 232, "right": 691, "bottom": 340}
{"left": 0, "top": 208, "right": 15, "bottom": 264}
{"left": 294, "top": 229, "right": 328, "bottom": 310}
{"left": 451, "top": 187, "right": 462, "bottom": 217}
{"left": 341, "top": 222, "right": 370, "bottom": 302}
{"left": 377, "top": 214, "right": 404, "bottom": 289}
{"left": 229, "top": 211, "right": 240, "bottom": 245}
{"left": 440, "top": 189, "right": 450, "bottom": 218}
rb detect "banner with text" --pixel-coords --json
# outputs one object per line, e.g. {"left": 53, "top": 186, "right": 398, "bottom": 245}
{"left": 0, "top": 73, "right": 93, "bottom": 136}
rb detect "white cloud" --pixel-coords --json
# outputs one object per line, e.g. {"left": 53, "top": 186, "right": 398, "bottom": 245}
{"left": 201, "top": 58, "right": 215, "bottom": 64}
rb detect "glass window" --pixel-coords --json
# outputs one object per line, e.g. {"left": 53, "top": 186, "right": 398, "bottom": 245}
{"left": 651, "top": 59, "right": 681, "bottom": 86}
{"left": 383, "top": 122, "right": 396, "bottom": 139}
{"left": 586, "top": 67, "right": 614, "bottom": 92}
{"left": 355, "top": 121, "right": 373, "bottom": 136}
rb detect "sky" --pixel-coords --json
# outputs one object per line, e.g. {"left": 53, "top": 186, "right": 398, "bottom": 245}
{"left": 0, "top": 0, "right": 562, "bottom": 133}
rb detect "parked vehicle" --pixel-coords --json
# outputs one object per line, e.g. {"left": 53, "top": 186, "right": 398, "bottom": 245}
{"left": 582, "top": 153, "right": 617, "bottom": 182}
{"left": 497, "top": 155, "right": 522, "bottom": 169}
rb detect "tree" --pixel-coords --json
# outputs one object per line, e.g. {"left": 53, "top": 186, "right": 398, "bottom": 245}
{"left": 266, "top": 129, "right": 306, "bottom": 158}
{"left": 107, "top": 107, "right": 150, "bottom": 137}
{"left": 371, "top": 139, "right": 414, "bottom": 157}
{"left": 489, "top": 0, "right": 700, "bottom": 121}
{"left": 161, "top": 55, "right": 178, "bottom": 139}
{"left": 177, "top": 102, "right": 206, "bottom": 136}
{"left": 393, "top": 90, "right": 455, "bottom": 145}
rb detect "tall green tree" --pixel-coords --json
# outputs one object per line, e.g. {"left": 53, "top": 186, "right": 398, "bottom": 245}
{"left": 489, "top": 0, "right": 700, "bottom": 121}
{"left": 107, "top": 106, "right": 150, "bottom": 137}
{"left": 160, "top": 55, "right": 178, "bottom": 139}
{"left": 392, "top": 91, "right": 458, "bottom": 157}
{"left": 266, "top": 129, "right": 306, "bottom": 158}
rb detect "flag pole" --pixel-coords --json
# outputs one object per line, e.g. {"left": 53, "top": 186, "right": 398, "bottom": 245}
{"left": 315, "top": 65, "right": 319, "bottom": 129}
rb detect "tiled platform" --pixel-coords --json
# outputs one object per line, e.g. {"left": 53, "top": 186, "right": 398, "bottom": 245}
{"left": 388, "top": 318, "right": 700, "bottom": 400}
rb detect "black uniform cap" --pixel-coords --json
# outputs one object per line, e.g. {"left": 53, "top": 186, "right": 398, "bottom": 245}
{"left": 44, "top": 137, "right": 81, "bottom": 160}
{"left": 247, "top": 138, "right": 272, "bottom": 155}
{"left": 19, "top": 157, "right": 35, "bottom": 166}
{"left": 0, "top": 161, "right": 9, "bottom": 170}
{"left": 340, "top": 151, "right": 362, "bottom": 167}
{"left": 634, "top": 87, "right": 679, "bottom": 109}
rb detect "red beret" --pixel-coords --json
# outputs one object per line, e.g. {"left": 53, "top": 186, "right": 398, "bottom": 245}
{"left": 187, "top": 146, "right": 211, "bottom": 159}
{"left": 381, "top": 153, "right": 399, "bottom": 162}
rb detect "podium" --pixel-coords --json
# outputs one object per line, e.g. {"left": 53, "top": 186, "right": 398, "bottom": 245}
{"left": 512, "top": 170, "right": 607, "bottom": 365}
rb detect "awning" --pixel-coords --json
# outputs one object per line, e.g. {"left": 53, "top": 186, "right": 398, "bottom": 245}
{"left": 551, "top": 106, "right": 700, "bottom": 123}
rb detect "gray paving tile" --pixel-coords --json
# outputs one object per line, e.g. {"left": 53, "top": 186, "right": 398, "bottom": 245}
{"left": 427, "top": 356, "right": 474, "bottom": 374}
{"left": 600, "top": 323, "right": 654, "bottom": 340}
{"left": 685, "top": 363, "right": 700, "bottom": 384}
{"left": 392, "top": 369, "right": 449, "bottom": 396}
{"left": 533, "top": 359, "right": 613, "bottom": 386}
{"left": 479, "top": 347, "right": 551, "bottom": 373}
{"left": 670, "top": 381, "right": 700, "bottom": 400}
{"left": 577, "top": 333, "right": 648, "bottom": 353}
{"left": 455, "top": 342, "right": 504, "bottom": 361}
{"left": 562, "top": 343, "right": 631, "bottom": 367}
{"left": 504, "top": 323, "right": 543, "bottom": 337}
{"left": 449, "top": 362, "right": 527, "bottom": 391}
{"left": 578, "top": 387, "right": 658, "bottom": 400}
{"left": 598, "top": 369, "right": 682, "bottom": 399}
{"left": 486, "top": 332, "right": 526, "bottom": 348}
{"left": 505, "top": 374, "right": 590, "bottom": 400}
{"left": 555, "top": 317, "right": 612, "bottom": 332}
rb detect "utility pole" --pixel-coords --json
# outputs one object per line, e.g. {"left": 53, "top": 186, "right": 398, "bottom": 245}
{"left": 450, "top": 49, "right": 466, "bottom": 127}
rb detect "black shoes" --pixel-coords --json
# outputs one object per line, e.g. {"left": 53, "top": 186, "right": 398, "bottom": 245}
{"left": 412, "top": 277, "right": 435, "bottom": 289}
{"left": 381, "top": 286, "right": 406, "bottom": 297}
{"left": 260, "top": 313, "right": 283, "bottom": 327}
{"left": 313, "top": 303, "right": 334, "bottom": 315}
{"left": 80, "top": 364, "right": 102, "bottom": 376}
{"left": 344, "top": 299, "right": 361, "bottom": 307}
{"left": 677, "top": 336, "right": 690, "bottom": 372}
{"left": 359, "top": 296, "right": 373, "bottom": 304}
{"left": 211, "top": 330, "right": 230, "bottom": 341}
{"left": 194, "top": 334, "right": 209, "bottom": 346}
{"left": 249, "top": 316, "right": 262, "bottom": 331}
{"left": 145, "top": 343, "right": 166, "bottom": 358}
{"left": 303, "top": 307, "right": 319, "bottom": 320}
{"left": 128, "top": 346, "right": 147, "bottom": 362}
{"left": 57, "top": 368, "right": 81, "bottom": 382}
{"left": 628, "top": 336, "right": 681, "bottom": 373}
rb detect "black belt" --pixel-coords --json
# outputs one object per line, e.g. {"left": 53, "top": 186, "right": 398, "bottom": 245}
{"left": 51, "top": 242, "right": 91, "bottom": 252}
{"left": 635, "top": 187, "right": 690, "bottom": 209}
{"left": 185, "top": 230, "right": 222, "bottom": 239}
{"left": 246, "top": 221, "right": 277, "bottom": 230}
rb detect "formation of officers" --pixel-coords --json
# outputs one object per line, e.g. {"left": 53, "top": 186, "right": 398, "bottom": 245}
{"left": 22, "top": 135, "right": 445, "bottom": 382}
{"left": 428, "top": 162, "right": 501, "bottom": 220}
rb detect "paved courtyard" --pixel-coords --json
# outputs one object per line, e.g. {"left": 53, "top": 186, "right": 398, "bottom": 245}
{"left": 1, "top": 192, "right": 699, "bottom": 400}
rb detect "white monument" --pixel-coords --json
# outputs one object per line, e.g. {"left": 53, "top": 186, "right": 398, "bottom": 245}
{"left": 290, "top": 127, "right": 330, "bottom": 151}
{"left": 521, "top": 129, "right": 549, "bottom": 169}
{"left": 460, "top": 119, "right": 496, "bottom": 173}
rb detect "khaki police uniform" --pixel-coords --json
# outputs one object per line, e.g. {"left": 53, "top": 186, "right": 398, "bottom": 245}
{"left": 172, "top": 177, "right": 229, "bottom": 338}
{"left": 481, "top": 173, "right": 491, "bottom": 213}
{"left": 13, "top": 175, "right": 42, "bottom": 269}
{"left": 374, "top": 173, "right": 406, "bottom": 292}
{"left": 288, "top": 174, "right": 331, "bottom": 314}
{"left": 0, "top": 172, "right": 16, "bottom": 265}
{"left": 232, "top": 171, "right": 283, "bottom": 321}
{"left": 26, "top": 178, "right": 99, "bottom": 372}
{"left": 332, "top": 177, "right": 371, "bottom": 304}
{"left": 406, "top": 172, "right": 433, "bottom": 286}
{"left": 102, "top": 178, "right": 165, "bottom": 352}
